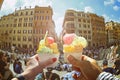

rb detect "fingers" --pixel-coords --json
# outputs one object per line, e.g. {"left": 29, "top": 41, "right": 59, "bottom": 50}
{"left": 67, "top": 55, "right": 81, "bottom": 68}
{"left": 81, "top": 55, "right": 97, "bottom": 64}
{"left": 34, "top": 54, "right": 41, "bottom": 62}
{"left": 39, "top": 57, "right": 57, "bottom": 68}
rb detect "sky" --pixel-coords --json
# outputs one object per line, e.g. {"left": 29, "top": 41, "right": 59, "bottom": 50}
{"left": 0, "top": 0, "right": 120, "bottom": 36}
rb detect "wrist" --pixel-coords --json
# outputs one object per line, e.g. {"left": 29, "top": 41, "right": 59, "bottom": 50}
{"left": 16, "top": 74, "right": 28, "bottom": 80}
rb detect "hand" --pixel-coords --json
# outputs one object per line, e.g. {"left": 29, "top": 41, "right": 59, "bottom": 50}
{"left": 12, "top": 54, "right": 57, "bottom": 80}
{"left": 67, "top": 55, "right": 102, "bottom": 80}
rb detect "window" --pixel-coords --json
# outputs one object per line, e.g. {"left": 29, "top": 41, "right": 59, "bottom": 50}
{"left": 9, "top": 30, "right": 12, "bottom": 33}
{"left": 65, "top": 18, "right": 74, "bottom": 21}
{"left": 19, "top": 18, "right": 22, "bottom": 22}
{"left": 18, "top": 44, "right": 21, "bottom": 48}
{"left": 23, "top": 30, "right": 27, "bottom": 34}
{"left": 14, "top": 19, "right": 17, "bottom": 23}
{"left": 14, "top": 24, "right": 16, "bottom": 27}
{"left": 26, "top": 12, "right": 28, "bottom": 15}
{"left": 29, "top": 17, "right": 33, "bottom": 22}
{"left": 67, "top": 12, "right": 74, "bottom": 16}
{"left": 20, "top": 12, "right": 23, "bottom": 16}
{"left": 10, "top": 24, "right": 12, "bottom": 27}
{"left": 88, "top": 35, "right": 91, "bottom": 39}
{"left": 40, "top": 16, "right": 42, "bottom": 20}
{"left": 84, "top": 30, "right": 87, "bottom": 34}
{"left": 83, "top": 24, "right": 86, "bottom": 28}
{"left": 6, "top": 24, "right": 8, "bottom": 27}
{"left": 31, "top": 11, "right": 33, "bottom": 15}
{"left": 28, "top": 36, "right": 32, "bottom": 41}
{"left": 15, "top": 13, "right": 18, "bottom": 16}
{"left": 23, "top": 44, "right": 27, "bottom": 48}
{"left": 42, "top": 16, "right": 44, "bottom": 20}
{"left": 78, "top": 19, "right": 81, "bottom": 22}
{"left": 79, "top": 24, "right": 81, "bottom": 28}
{"left": 39, "top": 29, "right": 42, "bottom": 34}
{"left": 24, "top": 18, "right": 28, "bottom": 22}
{"left": 88, "top": 31, "right": 91, "bottom": 34}
{"left": 18, "top": 36, "right": 21, "bottom": 41}
{"left": 13, "top": 36, "right": 16, "bottom": 41}
{"left": 13, "top": 30, "right": 16, "bottom": 34}
{"left": 18, "top": 30, "right": 21, "bottom": 34}
{"left": 28, "top": 30, "right": 32, "bottom": 34}
{"left": 18, "top": 23, "right": 21, "bottom": 27}
{"left": 79, "top": 30, "right": 82, "bottom": 33}
{"left": 29, "top": 23, "right": 32, "bottom": 27}
{"left": 23, "top": 36, "right": 27, "bottom": 41}
{"left": 46, "top": 16, "right": 49, "bottom": 20}
{"left": 88, "top": 25, "right": 90, "bottom": 28}
{"left": 78, "top": 13, "right": 81, "bottom": 16}
{"left": 24, "top": 23, "right": 27, "bottom": 27}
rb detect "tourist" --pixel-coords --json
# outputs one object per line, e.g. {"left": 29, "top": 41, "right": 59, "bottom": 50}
{"left": 12, "top": 54, "right": 120, "bottom": 80}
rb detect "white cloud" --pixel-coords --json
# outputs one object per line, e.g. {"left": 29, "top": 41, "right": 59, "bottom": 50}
{"left": 104, "top": 0, "right": 115, "bottom": 6}
{"left": 0, "top": 0, "right": 53, "bottom": 17}
{"left": 102, "top": 14, "right": 111, "bottom": 22}
{"left": 54, "top": 16, "right": 64, "bottom": 36}
{"left": 118, "top": 0, "right": 120, "bottom": 2}
{"left": 113, "top": 5, "right": 119, "bottom": 11}
{"left": 80, "top": 2, "right": 84, "bottom": 5}
{"left": 0, "top": 0, "right": 17, "bottom": 16}
{"left": 102, "top": 14, "right": 120, "bottom": 23}
{"left": 84, "top": 6, "right": 94, "bottom": 13}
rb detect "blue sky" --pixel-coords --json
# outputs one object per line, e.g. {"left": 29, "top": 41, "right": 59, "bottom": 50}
{"left": 0, "top": 0, "right": 120, "bottom": 36}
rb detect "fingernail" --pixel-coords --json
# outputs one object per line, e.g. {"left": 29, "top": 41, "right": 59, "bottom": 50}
{"left": 52, "top": 58, "right": 57, "bottom": 62}
{"left": 81, "top": 56, "right": 85, "bottom": 61}
{"left": 68, "top": 55, "right": 73, "bottom": 60}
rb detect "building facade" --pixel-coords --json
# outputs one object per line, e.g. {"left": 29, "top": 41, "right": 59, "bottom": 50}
{"left": 61, "top": 9, "right": 106, "bottom": 48}
{"left": 0, "top": 6, "right": 57, "bottom": 53}
{"left": 90, "top": 13, "right": 106, "bottom": 48}
{"left": 105, "top": 21, "right": 120, "bottom": 44}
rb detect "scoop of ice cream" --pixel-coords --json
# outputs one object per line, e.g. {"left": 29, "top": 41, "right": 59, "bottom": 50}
{"left": 63, "top": 33, "right": 87, "bottom": 53}
{"left": 63, "top": 33, "right": 76, "bottom": 45}
{"left": 37, "top": 37, "right": 59, "bottom": 54}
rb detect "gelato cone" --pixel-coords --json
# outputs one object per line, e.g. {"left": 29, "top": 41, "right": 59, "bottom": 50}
{"left": 37, "top": 31, "right": 59, "bottom": 67}
{"left": 63, "top": 33, "right": 87, "bottom": 63}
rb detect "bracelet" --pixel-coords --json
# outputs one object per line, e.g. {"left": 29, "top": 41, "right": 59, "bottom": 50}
{"left": 16, "top": 75, "right": 26, "bottom": 80}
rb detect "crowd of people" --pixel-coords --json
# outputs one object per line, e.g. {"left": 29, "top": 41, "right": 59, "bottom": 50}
{"left": 0, "top": 42, "right": 120, "bottom": 80}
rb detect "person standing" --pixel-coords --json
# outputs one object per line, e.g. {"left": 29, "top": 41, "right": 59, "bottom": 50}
{"left": 42, "top": 67, "right": 60, "bottom": 80}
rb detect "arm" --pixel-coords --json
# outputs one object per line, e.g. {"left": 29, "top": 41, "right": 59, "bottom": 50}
{"left": 12, "top": 54, "right": 57, "bottom": 80}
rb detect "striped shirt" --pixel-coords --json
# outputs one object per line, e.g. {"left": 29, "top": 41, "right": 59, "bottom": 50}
{"left": 97, "top": 72, "right": 120, "bottom": 80}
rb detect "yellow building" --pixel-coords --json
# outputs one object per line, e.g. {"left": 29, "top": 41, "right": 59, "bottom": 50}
{"left": 33, "top": 6, "right": 57, "bottom": 49}
{"left": 0, "top": 6, "right": 57, "bottom": 53}
{"left": 61, "top": 9, "right": 106, "bottom": 48}
{"left": 90, "top": 13, "right": 106, "bottom": 47}
{"left": 105, "top": 21, "right": 120, "bottom": 44}
{"left": 0, "top": 14, "right": 14, "bottom": 50}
